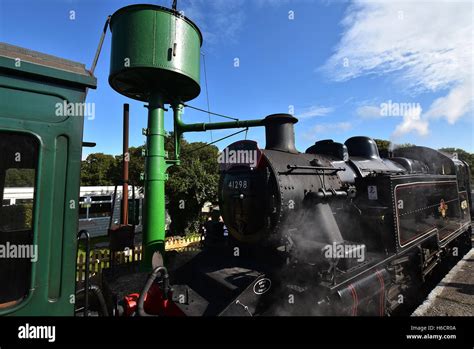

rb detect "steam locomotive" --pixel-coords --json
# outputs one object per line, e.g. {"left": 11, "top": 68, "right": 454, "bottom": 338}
{"left": 209, "top": 113, "right": 472, "bottom": 316}
{"left": 111, "top": 113, "right": 472, "bottom": 317}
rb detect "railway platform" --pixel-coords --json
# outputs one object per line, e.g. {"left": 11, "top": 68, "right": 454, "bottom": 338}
{"left": 412, "top": 248, "right": 474, "bottom": 316}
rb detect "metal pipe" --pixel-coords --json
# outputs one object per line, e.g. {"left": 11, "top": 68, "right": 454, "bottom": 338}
{"left": 132, "top": 184, "right": 136, "bottom": 227}
{"left": 287, "top": 165, "right": 346, "bottom": 172}
{"left": 75, "top": 284, "right": 109, "bottom": 316}
{"left": 86, "top": 15, "right": 111, "bottom": 97}
{"left": 90, "top": 16, "right": 111, "bottom": 75}
{"left": 173, "top": 103, "right": 264, "bottom": 133}
{"left": 76, "top": 230, "right": 90, "bottom": 317}
{"left": 142, "top": 93, "right": 167, "bottom": 270}
{"left": 179, "top": 118, "right": 265, "bottom": 132}
{"left": 122, "top": 103, "right": 129, "bottom": 225}
{"left": 171, "top": 102, "right": 265, "bottom": 165}
{"left": 172, "top": 103, "right": 184, "bottom": 163}
{"left": 316, "top": 189, "right": 348, "bottom": 198}
{"left": 108, "top": 185, "right": 118, "bottom": 230}
{"left": 137, "top": 266, "right": 169, "bottom": 317}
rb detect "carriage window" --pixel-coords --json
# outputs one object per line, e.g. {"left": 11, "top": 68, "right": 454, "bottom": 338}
{"left": 0, "top": 132, "right": 38, "bottom": 309}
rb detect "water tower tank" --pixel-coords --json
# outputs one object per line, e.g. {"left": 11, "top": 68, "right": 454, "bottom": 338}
{"left": 109, "top": 4, "right": 202, "bottom": 103}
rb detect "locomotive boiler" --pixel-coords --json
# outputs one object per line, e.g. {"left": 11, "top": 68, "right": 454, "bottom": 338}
{"left": 214, "top": 113, "right": 472, "bottom": 316}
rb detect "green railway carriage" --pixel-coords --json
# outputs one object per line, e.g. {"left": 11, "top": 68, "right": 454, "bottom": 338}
{"left": 0, "top": 43, "right": 96, "bottom": 315}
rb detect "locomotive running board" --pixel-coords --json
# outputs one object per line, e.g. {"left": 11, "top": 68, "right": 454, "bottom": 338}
{"left": 218, "top": 274, "right": 270, "bottom": 316}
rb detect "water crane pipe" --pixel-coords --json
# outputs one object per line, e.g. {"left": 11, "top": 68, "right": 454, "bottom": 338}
{"left": 170, "top": 103, "right": 265, "bottom": 162}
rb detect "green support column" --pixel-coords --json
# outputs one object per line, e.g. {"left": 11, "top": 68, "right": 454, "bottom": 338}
{"left": 142, "top": 92, "right": 168, "bottom": 269}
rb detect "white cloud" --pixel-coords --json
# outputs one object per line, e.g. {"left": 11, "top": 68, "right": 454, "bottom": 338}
{"left": 296, "top": 105, "right": 334, "bottom": 119}
{"left": 356, "top": 105, "right": 381, "bottom": 118}
{"left": 323, "top": 0, "right": 473, "bottom": 137}
{"left": 424, "top": 80, "right": 473, "bottom": 124}
{"left": 393, "top": 104, "right": 428, "bottom": 138}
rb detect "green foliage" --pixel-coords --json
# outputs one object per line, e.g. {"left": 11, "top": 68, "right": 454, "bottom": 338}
{"left": 439, "top": 147, "right": 474, "bottom": 182}
{"left": 165, "top": 135, "right": 219, "bottom": 235}
{"left": 397, "top": 143, "right": 415, "bottom": 148}
{"left": 107, "top": 146, "right": 146, "bottom": 186}
{"left": 80, "top": 153, "right": 116, "bottom": 186}
{"left": 4, "top": 168, "right": 35, "bottom": 187}
{"left": 374, "top": 139, "right": 414, "bottom": 153}
{"left": 80, "top": 135, "right": 220, "bottom": 235}
{"left": 374, "top": 139, "right": 391, "bottom": 152}
{"left": 0, "top": 203, "right": 33, "bottom": 231}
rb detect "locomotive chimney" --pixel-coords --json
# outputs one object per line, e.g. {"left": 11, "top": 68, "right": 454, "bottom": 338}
{"left": 264, "top": 114, "right": 298, "bottom": 153}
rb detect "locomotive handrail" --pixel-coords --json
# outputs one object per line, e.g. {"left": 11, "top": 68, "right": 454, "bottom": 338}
{"left": 285, "top": 164, "right": 346, "bottom": 172}
{"left": 76, "top": 230, "right": 91, "bottom": 317}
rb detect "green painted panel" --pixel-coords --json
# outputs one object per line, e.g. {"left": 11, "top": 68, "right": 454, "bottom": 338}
{"left": 0, "top": 87, "right": 69, "bottom": 122}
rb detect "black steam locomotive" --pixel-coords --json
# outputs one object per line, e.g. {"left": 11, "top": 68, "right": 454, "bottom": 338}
{"left": 211, "top": 114, "right": 472, "bottom": 316}
{"left": 117, "top": 113, "right": 472, "bottom": 317}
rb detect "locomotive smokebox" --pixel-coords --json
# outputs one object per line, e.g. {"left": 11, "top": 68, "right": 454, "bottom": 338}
{"left": 264, "top": 114, "right": 298, "bottom": 153}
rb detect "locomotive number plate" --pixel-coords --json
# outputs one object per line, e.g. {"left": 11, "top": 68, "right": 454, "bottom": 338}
{"left": 228, "top": 180, "right": 249, "bottom": 190}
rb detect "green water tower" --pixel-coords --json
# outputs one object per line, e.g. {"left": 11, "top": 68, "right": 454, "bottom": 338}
{"left": 108, "top": 4, "right": 265, "bottom": 268}
{"left": 109, "top": 4, "right": 202, "bottom": 103}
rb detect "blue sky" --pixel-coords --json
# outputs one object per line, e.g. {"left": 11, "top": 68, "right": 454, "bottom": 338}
{"left": 1, "top": 0, "right": 472, "bottom": 156}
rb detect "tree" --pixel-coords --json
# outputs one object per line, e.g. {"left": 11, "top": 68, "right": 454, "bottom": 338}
{"left": 439, "top": 147, "right": 474, "bottom": 182}
{"left": 374, "top": 139, "right": 414, "bottom": 153}
{"left": 80, "top": 135, "right": 220, "bottom": 236}
{"left": 374, "top": 139, "right": 391, "bottom": 153}
{"left": 4, "top": 168, "right": 35, "bottom": 187}
{"left": 374, "top": 140, "right": 473, "bottom": 182}
{"left": 107, "top": 145, "right": 146, "bottom": 186}
{"left": 80, "top": 153, "right": 116, "bottom": 186}
{"left": 165, "top": 134, "right": 219, "bottom": 235}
